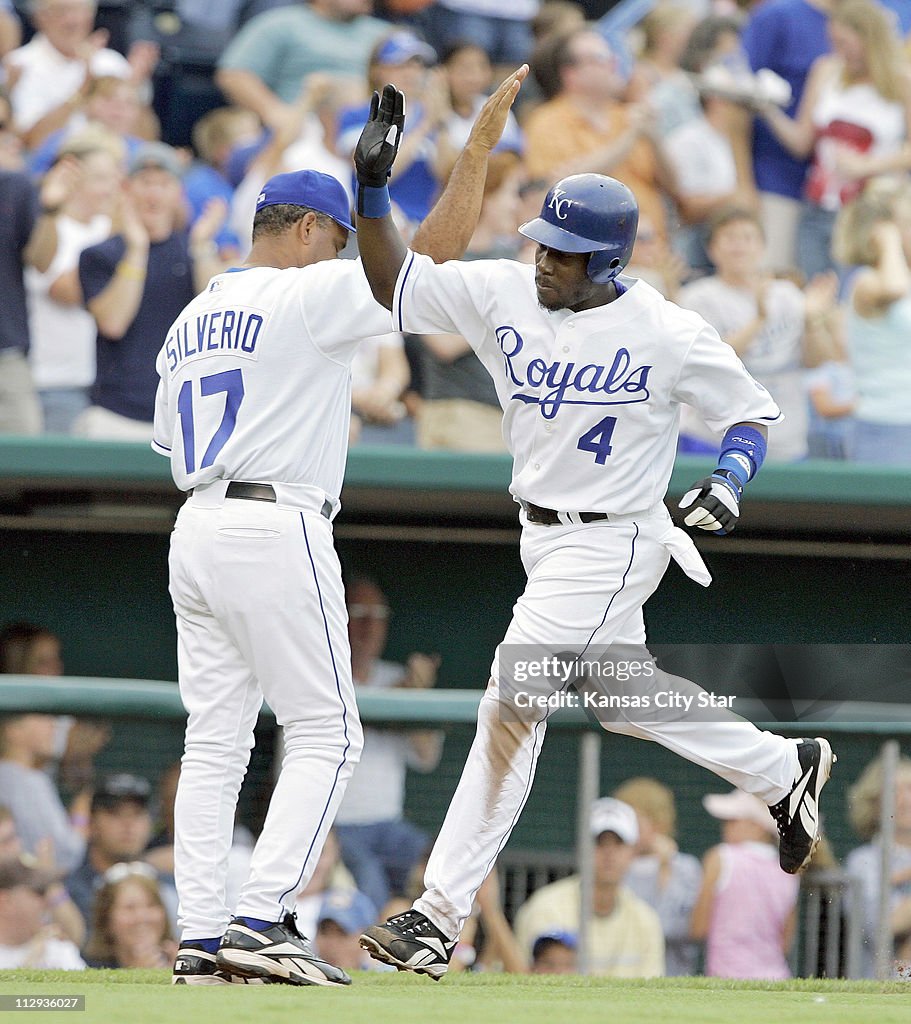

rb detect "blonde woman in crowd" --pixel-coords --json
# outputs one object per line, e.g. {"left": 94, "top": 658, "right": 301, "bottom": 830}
{"left": 844, "top": 752, "right": 911, "bottom": 977}
{"left": 833, "top": 177, "right": 911, "bottom": 464}
{"left": 83, "top": 865, "right": 176, "bottom": 969}
{"left": 26, "top": 129, "right": 123, "bottom": 434}
{"left": 758, "top": 0, "right": 911, "bottom": 279}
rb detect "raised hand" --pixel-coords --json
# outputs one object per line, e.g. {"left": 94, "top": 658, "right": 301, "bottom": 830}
{"left": 354, "top": 84, "right": 406, "bottom": 188}
{"left": 127, "top": 40, "right": 160, "bottom": 84}
{"left": 189, "top": 197, "right": 228, "bottom": 248}
{"left": 39, "top": 154, "right": 83, "bottom": 213}
{"left": 466, "top": 64, "right": 528, "bottom": 154}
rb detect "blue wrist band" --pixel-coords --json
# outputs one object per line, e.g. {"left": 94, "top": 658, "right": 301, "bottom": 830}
{"left": 717, "top": 424, "right": 766, "bottom": 488}
{"left": 356, "top": 183, "right": 391, "bottom": 218}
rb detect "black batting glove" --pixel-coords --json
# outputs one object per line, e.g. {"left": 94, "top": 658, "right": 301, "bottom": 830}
{"left": 354, "top": 84, "right": 405, "bottom": 189}
{"left": 678, "top": 469, "right": 743, "bottom": 536}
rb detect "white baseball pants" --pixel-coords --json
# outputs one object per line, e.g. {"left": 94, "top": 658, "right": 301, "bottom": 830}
{"left": 415, "top": 506, "right": 799, "bottom": 937}
{"left": 169, "top": 482, "right": 362, "bottom": 940}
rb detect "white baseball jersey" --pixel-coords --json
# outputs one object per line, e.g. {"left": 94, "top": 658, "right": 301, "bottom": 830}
{"left": 152, "top": 260, "right": 393, "bottom": 496}
{"left": 393, "top": 253, "right": 781, "bottom": 514}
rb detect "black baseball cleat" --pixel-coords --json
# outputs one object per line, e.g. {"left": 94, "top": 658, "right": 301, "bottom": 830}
{"left": 172, "top": 944, "right": 270, "bottom": 985}
{"left": 769, "top": 737, "right": 836, "bottom": 874}
{"left": 215, "top": 912, "right": 351, "bottom": 986}
{"left": 360, "top": 909, "right": 456, "bottom": 980}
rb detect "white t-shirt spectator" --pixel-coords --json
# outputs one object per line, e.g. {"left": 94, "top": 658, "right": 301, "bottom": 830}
{"left": 0, "top": 936, "right": 85, "bottom": 970}
{"left": 335, "top": 660, "right": 431, "bottom": 826}
{"left": 7, "top": 34, "right": 130, "bottom": 133}
{"left": 27, "top": 213, "right": 110, "bottom": 390}
{"left": 664, "top": 118, "right": 737, "bottom": 199}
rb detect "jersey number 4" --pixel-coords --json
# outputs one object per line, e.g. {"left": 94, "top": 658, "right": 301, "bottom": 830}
{"left": 177, "top": 368, "right": 245, "bottom": 474}
{"left": 577, "top": 415, "right": 617, "bottom": 465}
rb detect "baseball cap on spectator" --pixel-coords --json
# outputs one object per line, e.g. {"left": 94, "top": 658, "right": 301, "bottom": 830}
{"left": 531, "top": 929, "right": 578, "bottom": 959}
{"left": 703, "top": 789, "right": 778, "bottom": 836}
{"left": 128, "top": 141, "right": 183, "bottom": 179}
{"left": 375, "top": 31, "right": 437, "bottom": 67}
{"left": 0, "top": 854, "right": 55, "bottom": 894}
{"left": 317, "top": 888, "right": 377, "bottom": 934}
{"left": 91, "top": 773, "right": 152, "bottom": 814}
{"left": 255, "top": 170, "right": 356, "bottom": 233}
{"left": 590, "top": 797, "right": 639, "bottom": 844}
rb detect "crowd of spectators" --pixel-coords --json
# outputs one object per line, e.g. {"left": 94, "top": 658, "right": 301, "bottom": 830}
{"left": 0, "top": 0, "right": 908, "bottom": 462}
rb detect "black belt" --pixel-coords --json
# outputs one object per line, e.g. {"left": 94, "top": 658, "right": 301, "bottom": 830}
{"left": 519, "top": 499, "right": 609, "bottom": 526}
{"left": 223, "top": 482, "right": 332, "bottom": 519}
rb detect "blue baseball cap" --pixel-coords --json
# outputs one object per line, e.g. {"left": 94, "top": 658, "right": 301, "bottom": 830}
{"left": 255, "top": 169, "right": 355, "bottom": 233}
{"left": 317, "top": 888, "right": 377, "bottom": 934}
{"left": 532, "top": 930, "right": 578, "bottom": 957}
{"left": 375, "top": 31, "right": 437, "bottom": 67}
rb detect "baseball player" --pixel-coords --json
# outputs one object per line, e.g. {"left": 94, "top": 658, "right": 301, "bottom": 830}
{"left": 351, "top": 85, "right": 836, "bottom": 979}
{"left": 150, "top": 68, "right": 527, "bottom": 989}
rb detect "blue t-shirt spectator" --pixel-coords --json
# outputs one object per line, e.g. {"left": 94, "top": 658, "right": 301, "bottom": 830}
{"left": 78, "top": 232, "right": 196, "bottom": 422}
{"left": 742, "top": 0, "right": 831, "bottom": 201}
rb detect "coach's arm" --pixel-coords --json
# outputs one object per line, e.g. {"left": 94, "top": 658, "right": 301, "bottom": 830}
{"left": 355, "top": 66, "right": 527, "bottom": 310}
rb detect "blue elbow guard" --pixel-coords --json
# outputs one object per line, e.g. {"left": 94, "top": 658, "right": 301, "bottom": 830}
{"left": 716, "top": 425, "right": 767, "bottom": 488}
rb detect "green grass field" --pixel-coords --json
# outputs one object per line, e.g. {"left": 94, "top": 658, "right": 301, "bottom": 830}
{"left": 0, "top": 972, "right": 908, "bottom": 1024}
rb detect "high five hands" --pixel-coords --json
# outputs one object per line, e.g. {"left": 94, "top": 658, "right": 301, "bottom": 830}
{"left": 354, "top": 64, "right": 529, "bottom": 190}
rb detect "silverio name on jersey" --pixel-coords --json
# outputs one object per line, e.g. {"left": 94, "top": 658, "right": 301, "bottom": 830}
{"left": 164, "top": 307, "right": 267, "bottom": 373}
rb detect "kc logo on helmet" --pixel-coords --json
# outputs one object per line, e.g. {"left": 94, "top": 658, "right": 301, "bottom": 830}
{"left": 547, "top": 188, "right": 575, "bottom": 221}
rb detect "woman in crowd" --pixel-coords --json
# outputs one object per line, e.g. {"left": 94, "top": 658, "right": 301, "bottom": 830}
{"left": 758, "top": 0, "right": 911, "bottom": 279}
{"left": 832, "top": 177, "right": 911, "bottom": 465}
{"left": 336, "top": 30, "right": 452, "bottom": 229}
{"left": 82, "top": 864, "right": 176, "bottom": 969}
{"left": 26, "top": 131, "right": 123, "bottom": 435}
{"left": 844, "top": 752, "right": 911, "bottom": 977}
{"left": 691, "top": 789, "right": 799, "bottom": 980}
{"left": 439, "top": 40, "right": 523, "bottom": 165}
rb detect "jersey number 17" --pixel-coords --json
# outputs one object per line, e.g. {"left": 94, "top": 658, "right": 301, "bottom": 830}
{"left": 176, "top": 368, "right": 245, "bottom": 474}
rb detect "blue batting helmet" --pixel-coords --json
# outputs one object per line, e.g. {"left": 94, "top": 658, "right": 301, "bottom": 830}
{"left": 518, "top": 174, "right": 639, "bottom": 284}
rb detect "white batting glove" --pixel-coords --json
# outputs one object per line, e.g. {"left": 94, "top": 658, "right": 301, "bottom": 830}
{"left": 679, "top": 471, "right": 742, "bottom": 536}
